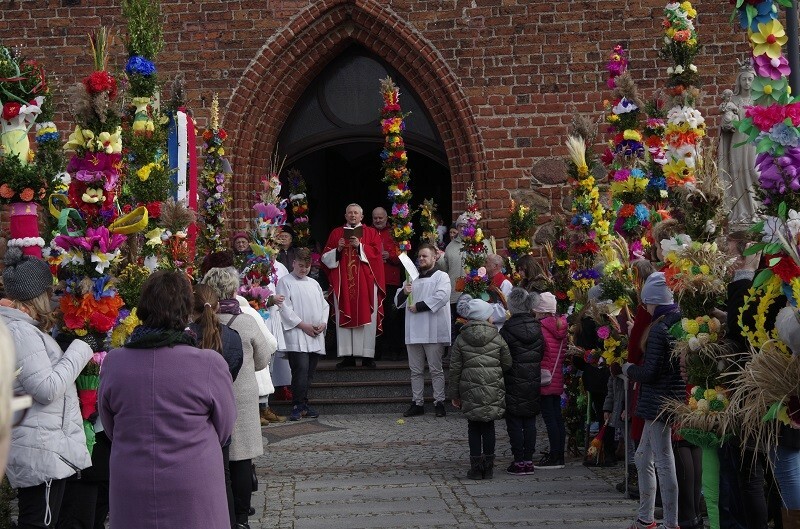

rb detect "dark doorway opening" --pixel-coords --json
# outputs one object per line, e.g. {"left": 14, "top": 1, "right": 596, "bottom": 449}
{"left": 287, "top": 143, "right": 451, "bottom": 249}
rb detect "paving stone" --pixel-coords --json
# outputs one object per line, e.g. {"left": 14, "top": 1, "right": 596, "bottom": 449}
{"left": 248, "top": 413, "right": 635, "bottom": 528}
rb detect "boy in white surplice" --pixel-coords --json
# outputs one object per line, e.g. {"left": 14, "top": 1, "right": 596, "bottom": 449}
{"left": 276, "top": 248, "right": 330, "bottom": 421}
{"left": 395, "top": 243, "right": 452, "bottom": 418}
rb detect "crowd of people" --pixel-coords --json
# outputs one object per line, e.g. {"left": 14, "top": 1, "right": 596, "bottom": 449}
{"left": 0, "top": 201, "right": 798, "bottom": 529}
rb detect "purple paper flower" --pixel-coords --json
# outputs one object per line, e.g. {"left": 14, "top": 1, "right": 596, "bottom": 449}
{"left": 768, "top": 123, "right": 800, "bottom": 148}
{"left": 753, "top": 53, "right": 791, "bottom": 80}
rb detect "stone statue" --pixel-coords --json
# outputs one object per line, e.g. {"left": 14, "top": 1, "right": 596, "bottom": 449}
{"left": 718, "top": 60, "right": 759, "bottom": 224}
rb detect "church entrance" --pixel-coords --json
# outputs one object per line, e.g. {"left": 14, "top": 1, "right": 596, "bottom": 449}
{"left": 277, "top": 45, "right": 452, "bottom": 249}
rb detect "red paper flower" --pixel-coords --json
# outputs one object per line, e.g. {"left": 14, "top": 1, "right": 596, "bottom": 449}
{"left": 19, "top": 188, "right": 34, "bottom": 202}
{"left": 83, "top": 71, "right": 118, "bottom": 99}
{"left": 218, "top": 129, "right": 228, "bottom": 141}
{"left": 145, "top": 201, "right": 162, "bottom": 219}
{"left": 202, "top": 130, "right": 213, "bottom": 142}
{"left": 770, "top": 254, "right": 800, "bottom": 283}
{"left": 2, "top": 102, "right": 21, "bottom": 121}
{"left": 89, "top": 311, "right": 116, "bottom": 333}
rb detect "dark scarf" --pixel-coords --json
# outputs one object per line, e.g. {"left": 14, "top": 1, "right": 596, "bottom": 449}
{"left": 652, "top": 303, "right": 679, "bottom": 320}
{"left": 218, "top": 298, "right": 242, "bottom": 315}
{"left": 126, "top": 325, "right": 196, "bottom": 349}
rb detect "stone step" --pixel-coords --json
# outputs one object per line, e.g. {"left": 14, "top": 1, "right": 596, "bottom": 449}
{"left": 268, "top": 359, "right": 451, "bottom": 415}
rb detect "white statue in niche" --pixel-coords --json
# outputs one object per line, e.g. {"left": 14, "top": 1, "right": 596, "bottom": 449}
{"left": 718, "top": 59, "right": 760, "bottom": 225}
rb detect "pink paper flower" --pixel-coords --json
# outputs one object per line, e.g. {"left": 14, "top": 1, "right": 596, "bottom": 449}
{"left": 597, "top": 326, "right": 611, "bottom": 340}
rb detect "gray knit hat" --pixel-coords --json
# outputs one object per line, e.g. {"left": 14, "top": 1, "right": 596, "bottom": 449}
{"left": 640, "top": 272, "right": 674, "bottom": 306}
{"left": 507, "top": 287, "right": 534, "bottom": 315}
{"left": 2, "top": 246, "right": 53, "bottom": 301}
{"left": 456, "top": 293, "right": 473, "bottom": 318}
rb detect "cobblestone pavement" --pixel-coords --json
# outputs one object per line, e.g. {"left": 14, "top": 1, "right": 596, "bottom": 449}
{"left": 251, "top": 413, "right": 636, "bottom": 529}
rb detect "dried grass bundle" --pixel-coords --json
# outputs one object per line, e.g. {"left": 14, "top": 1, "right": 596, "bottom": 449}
{"left": 568, "top": 113, "right": 597, "bottom": 146}
{"left": 614, "top": 71, "right": 644, "bottom": 110}
{"left": 160, "top": 198, "right": 196, "bottom": 232}
{"left": 724, "top": 346, "right": 799, "bottom": 453}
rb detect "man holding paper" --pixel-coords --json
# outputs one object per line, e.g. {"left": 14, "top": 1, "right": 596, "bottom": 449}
{"left": 395, "top": 244, "right": 452, "bottom": 417}
{"left": 322, "top": 204, "right": 386, "bottom": 368}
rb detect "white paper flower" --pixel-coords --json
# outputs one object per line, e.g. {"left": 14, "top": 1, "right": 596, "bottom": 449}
{"left": 660, "top": 234, "right": 693, "bottom": 256}
{"left": 705, "top": 220, "right": 717, "bottom": 234}
{"left": 612, "top": 98, "right": 639, "bottom": 115}
{"left": 667, "top": 67, "right": 674, "bottom": 75}
{"left": 688, "top": 337, "right": 701, "bottom": 352}
{"left": 786, "top": 209, "right": 800, "bottom": 241}
{"left": 689, "top": 64, "right": 698, "bottom": 73}
{"left": 674, "top": 65, "right": 685, "bottom": 74}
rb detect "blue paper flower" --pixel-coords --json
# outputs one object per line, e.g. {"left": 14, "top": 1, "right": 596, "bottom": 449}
{"left": 35, "top": 132, "right": 60, "bottom": 144}
{"left": 647, "top": 176, "right": 667, "bottom": 190}
{"left": 572, "top": 212, "right": 593, "bottom": 226}
{"left": 634, "top": 204, "right": 650, "bottom": 223}
{"left": 630, "top": 168, "right": 646, "bottom": 179}
{"left": 739, "top": 0, "right": 777, "bottom": 32}
{"left": 125, "top": 55, "right": 156, "bottom": 77}
{"left": 768, "top": 122, "right": 800, "bottom": 148}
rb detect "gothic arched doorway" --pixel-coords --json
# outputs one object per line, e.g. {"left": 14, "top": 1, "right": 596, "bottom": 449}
{"left": 276, "top": 46, "right": 452, "bottom": 246}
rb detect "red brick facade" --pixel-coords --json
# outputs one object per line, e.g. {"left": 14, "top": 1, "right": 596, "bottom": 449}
{"left": 0, "top": 0, "right": 765, "bottom": 248}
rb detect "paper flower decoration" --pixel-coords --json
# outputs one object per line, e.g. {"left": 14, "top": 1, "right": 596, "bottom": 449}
{"left": 749, "top": 19, "right": 788, "bottom": 59}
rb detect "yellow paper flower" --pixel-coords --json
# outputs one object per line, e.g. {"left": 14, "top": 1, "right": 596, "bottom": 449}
{"left": 750, "top": 19, "right": 788, "bottom": 59}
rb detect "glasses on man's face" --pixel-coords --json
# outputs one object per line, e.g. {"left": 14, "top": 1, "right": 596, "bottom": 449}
{"left": 11, "top": 393, "right": 32, "bottom": 428}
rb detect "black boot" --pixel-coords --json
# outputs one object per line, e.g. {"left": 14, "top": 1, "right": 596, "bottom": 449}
{"left": 466, "top": 456, "right": 483, "bottom": 479}
{"left": 482, "top": 454, "right": 495, "bottom": 480}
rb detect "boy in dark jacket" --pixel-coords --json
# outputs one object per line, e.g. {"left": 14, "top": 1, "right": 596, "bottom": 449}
{"left": 622, "top": 272, "right": 684, "bottom": 529}
{"left": 449, "top": 296, "right": 512, "bottom": 480}
{"left": 500, "top": 288, "right": 543, "bottom": 475}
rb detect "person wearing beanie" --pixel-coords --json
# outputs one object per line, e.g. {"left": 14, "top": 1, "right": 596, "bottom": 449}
{"left": 532, "top": 291, "right": 569, "bottom": 470}
{"left": 395, "top": 244, "right": 452, "bottom": 418}
{"left": 0, "top": 247, "right": 93, "bottom": 527}
{"left": 500, "top": 288, "right": 543, "bottom": 475}
{"left": 621, "top": 271, "right": 684, "bottom": 529}
{"left": 448, "top": 296, "right": 512, "bottom": 480}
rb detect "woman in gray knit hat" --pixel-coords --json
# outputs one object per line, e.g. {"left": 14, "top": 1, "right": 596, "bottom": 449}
{"left": 0, "top": 247, "right": 93, "bottom": 528}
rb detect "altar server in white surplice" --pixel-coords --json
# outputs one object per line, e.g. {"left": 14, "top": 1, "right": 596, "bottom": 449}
{"left": 276, "top": 248, "right": 330, "bottom": 420}
{"left": 395, "top": 243, "right": 452, "bottom": 418}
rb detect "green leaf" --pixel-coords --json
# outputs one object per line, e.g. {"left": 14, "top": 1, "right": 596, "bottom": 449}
{"left": 779, "top": 201, "right": 788, "bottom": 220}
{"left": 763, "top": 401, "right": 784, "bottom": 422}
{"left": 764, "top": 242, "right": 784, "bottom": 254}
{"left": 743, "top": 242, "right": 766, "bottom": 256}
{"left": 769, "top": 257, "right": 782, "bottom": 267}
{"left": 752, "top": 268, "right": 774, "bottom": 289}
{"left": 750, "top": 220, "right": 765, "bottom": 234}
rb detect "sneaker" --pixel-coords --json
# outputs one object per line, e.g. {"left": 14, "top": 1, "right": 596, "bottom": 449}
{"left": 336, "top": 357, "right": 356, "bottom": 368}
{"left": 626, "top": 520, "right": 657, "bottom": 529}
{"left": 434, "top": 402, "right": 446, "bottom": 417}
{"left": 302, "top": 404, "right": 319, "bottom": 418}
{"left": 403, "top": 404, "right": 425, "bottom": 417}
{"left": 289, "top": 405, "right": 302, "bottom": 421}
{"left": 534, "top": 453, "right": 565, "bottom": 469}
{"left": 506, "top": 461, "right": 533, "bottom": 476}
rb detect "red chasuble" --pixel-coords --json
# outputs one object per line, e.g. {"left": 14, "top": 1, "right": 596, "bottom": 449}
{"left": 323, "top": 225, "right": 386, "bottom": 333}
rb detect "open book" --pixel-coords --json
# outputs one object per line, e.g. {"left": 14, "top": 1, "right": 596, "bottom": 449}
{"left": 343, "top": 225, "right": 363, "bottom": 239}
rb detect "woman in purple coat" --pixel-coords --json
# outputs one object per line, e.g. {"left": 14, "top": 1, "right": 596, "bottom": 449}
{"left": 99, "top": 271, "right": 236, "bottom": 529}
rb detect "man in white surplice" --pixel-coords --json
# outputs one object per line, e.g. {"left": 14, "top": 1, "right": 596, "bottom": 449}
{"left": 395, "top": 243, "right": 451, "bottom": 418}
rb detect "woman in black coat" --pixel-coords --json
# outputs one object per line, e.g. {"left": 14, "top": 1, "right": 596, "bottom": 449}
{"left": 500, "top": 288, "right": 543, "bottom": 475}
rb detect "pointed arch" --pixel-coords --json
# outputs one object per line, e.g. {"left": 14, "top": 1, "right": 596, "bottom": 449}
{"left": 224, "top": 0, "right": 485, "bottom": 228}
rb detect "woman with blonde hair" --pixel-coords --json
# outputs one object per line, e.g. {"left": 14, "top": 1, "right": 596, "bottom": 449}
{"left": 0, "top": 247, "right": 93, "bottom": 528}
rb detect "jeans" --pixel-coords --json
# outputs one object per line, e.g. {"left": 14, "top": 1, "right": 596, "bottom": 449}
{"left": 56, "top": 431, "right": 111, "bottom": 529}
{"left": 636, "top": 420, "right": 679, "bottom": 528}
{"left": 733, "top": 447, "right": 768, "bottom": 529}
{"left": 17, "top": 478, "right": 66, "bottom": 528}
{"left": 540, "top": 394, "right": 565, "bottom": 458}
{"left": 467, "top": 420, "right": 496, "bottom": 457}
{"left": 228, "top": 459, "right": 253, "bottom": 524}
{"left": 505, "top": 414, "right": 537, "bottom": 462}
{"left": 286, "top": 351, "right": 320, "bottom": 406}
{"left": 407, "top": 343, "right": 445, "bottom": 405}
{"left": 772, "top": 445, "right": 800, "bottom": 510}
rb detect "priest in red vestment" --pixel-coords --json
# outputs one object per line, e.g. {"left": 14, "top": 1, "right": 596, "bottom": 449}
{"left": 322, "top": 204, "right": 386, "bottom": 368}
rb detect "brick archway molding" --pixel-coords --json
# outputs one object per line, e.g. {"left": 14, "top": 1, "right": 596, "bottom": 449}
{"left": 225, "top": 0, "right": 486, "bottom": 229}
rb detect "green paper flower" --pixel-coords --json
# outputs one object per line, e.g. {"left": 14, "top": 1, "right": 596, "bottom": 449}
{"left": 752, "top": 76, "right": 790, "bottom": 105}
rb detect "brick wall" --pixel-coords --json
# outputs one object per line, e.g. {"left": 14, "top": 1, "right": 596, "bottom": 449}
{"left": 0, "top": 0, "right": 766, "bottom": 251}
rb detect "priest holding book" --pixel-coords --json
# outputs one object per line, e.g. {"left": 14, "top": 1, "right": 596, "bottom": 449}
{"left": 322, "top": 203, "right": 386, "bottom": 368}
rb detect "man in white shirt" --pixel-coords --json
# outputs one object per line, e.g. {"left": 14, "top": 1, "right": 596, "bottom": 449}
{"left": 395, "top": 244, "right": 452, "bottom": 417}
